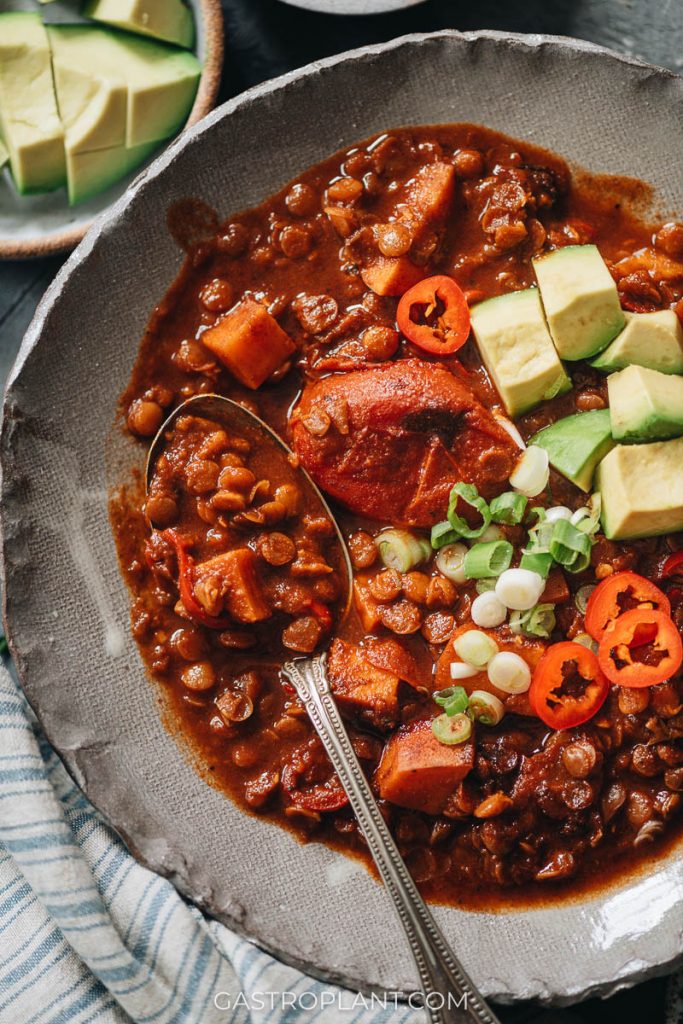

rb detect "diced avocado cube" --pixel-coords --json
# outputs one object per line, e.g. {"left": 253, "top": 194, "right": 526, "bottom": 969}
{"left": 83, "top": 0, "right": 195, "bottom": 50}
{"left": 608, "top": 364, "right": 683, "bottom": 443}
{"left": 470, "top": 288, "right": 571, "bottom": 417}
{"left": 47, "top": 26, "right": 200, "bottom": 150}
{"left": 533, "top": 245, "right": 625, "bottom": 360}
{"left": 66, "top": 139, "right": 158, "bottom": 206}
{"left": 531, "top": 409, "right": 615, "bottom": 492}
{"left": 597, "top": 437, "right": 683, "bottom": 539}
{"left": 591, "top": 309, "right": 683, "bottom": 374}
{"left": 0, "top": 13, "right": 66, "bottom": 195}
{"left": 48, "top": 27, "right": 127, "bottom": 154}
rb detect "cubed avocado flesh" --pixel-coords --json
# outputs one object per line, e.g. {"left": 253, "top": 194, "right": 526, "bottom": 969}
{"left": 0, "top": 13, "right": 65, "bottom": 194}
{"left": 66, "top": 139, "right": 158, "bottom": 206}
{"left": 470, "top": 288, "right": 571, "bottom": 417}
{"left": 531, "top": 409, "right": 615, "bottom": 492}
{"left": 608, "top": 364, "right": 683, "bottom": 443}
{"left": 48, "top": 26, "right": 200, "bottom": 151}
{"left": 83, "top": 0, "right": 194, "bottom": 50}
{"left": 591, "top": 309, "right": 683, "bottom": 374}
{"left": 597, "top": 436, "right": 683, "bottom": 539}
{"left": 533, "top": 245, "right": 625, "bottom": 360}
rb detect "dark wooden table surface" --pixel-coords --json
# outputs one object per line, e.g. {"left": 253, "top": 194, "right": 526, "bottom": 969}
{"left": 0, "top": 1, "right": 680, "bottom": 1020}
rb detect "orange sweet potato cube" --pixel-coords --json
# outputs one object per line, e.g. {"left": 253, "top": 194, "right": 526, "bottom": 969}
{"left": 194, "top": 547, "right": 271, "bottom": 623}
{"left": 327, "top": 638, "right": 400, "bottom": 728}
{"left": 360, "top": 255, "right": 425, "bottom": 297}
{"left": 200, "top": 298, "right": 296, "bottom": 389}
{"left": 400, "top": 161, "right": 455, "bottom": 241}
{"left": 352, "top": 575, "right": 381, "bottom": 631}
{"left": 375, "top": 719, "right": 474, "bottom": 814}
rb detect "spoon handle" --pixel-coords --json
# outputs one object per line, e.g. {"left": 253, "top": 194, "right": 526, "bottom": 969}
{"left": 282, "top": 654, "right": 503, "bottom": 1024}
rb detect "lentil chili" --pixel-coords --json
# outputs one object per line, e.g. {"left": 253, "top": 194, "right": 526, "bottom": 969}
{"left": 112, "top": 124, "right": 683, "bottom": 908}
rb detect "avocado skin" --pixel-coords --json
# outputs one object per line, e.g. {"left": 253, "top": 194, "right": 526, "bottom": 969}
{"left": 531, "top": 409, "right": 615, "bottom": 492}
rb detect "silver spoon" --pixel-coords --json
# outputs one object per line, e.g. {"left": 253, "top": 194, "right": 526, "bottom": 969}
{"left": 148, "top": 394, "right": 502, "bottom": 1024}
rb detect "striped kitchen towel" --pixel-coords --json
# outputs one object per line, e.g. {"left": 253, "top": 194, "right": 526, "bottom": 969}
{"left": 0, "top": 661, "right": 425, "bottom": 1024}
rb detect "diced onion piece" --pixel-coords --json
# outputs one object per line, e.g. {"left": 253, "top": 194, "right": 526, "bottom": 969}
{"left": 495, "top": 568, "right": 546, "bottom": 611}
{"left": 487, "top": 651, "right": 532, "bottom": 694}
{"left": 468, "top": 689, "right": 505, "bottom": 726}
{"left": 471, "top": 592, "right": 508, "bottom": 628}
{"left": 453, "top": 629, "right": 499, "bottom": 668}
{"left": 494, "top": 411, "right": 526, "bottom": 450}
{"left": 545, "top": 506, "right": 573, "bottom": 524}
{"left": 376, "top": 529, "right": 428, "bottom": 573}
{"left": 435, "top": 543, "right": 468, "bottom": 584}
{"left": 573, "top": 632, "right": 599, "bottom": 655}
{"left": 432, "top": 712, "right": 473, "bottom": 746}
{"left": 450, "top": 661, "right": 480, "bottom": 680}
{"left": 509, "top": 445, "right": 550, "bottom": 498}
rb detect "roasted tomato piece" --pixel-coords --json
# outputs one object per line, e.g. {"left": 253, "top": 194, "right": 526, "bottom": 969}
{"left": 529, "top": 641, "right": 609, "bottom": 730}
{"left": 397, "top": 275, "right": 471, "bottom": 355}
{"left": 290, "top": 359, "right": 519, "bottom": 526}
{"left": 584, "top": 571, "right": 671, "bottom": 641}
{"left": 597, "top": 609, "right": 683, "bottom": 688}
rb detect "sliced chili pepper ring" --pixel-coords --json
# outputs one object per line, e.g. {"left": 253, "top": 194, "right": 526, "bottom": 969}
{"left": 584, "top": 571, "right": 671, "bottom": 641}
{"left": 597, "top": 608, "right": 683, "bottom": 688}
{"left": 396, "top": 274, "right": 471, "bottom": 355}
{"left": 529, "top": 641, "right": 609, "bottom": 730}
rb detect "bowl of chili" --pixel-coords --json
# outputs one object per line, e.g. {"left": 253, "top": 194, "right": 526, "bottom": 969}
{"left": 3, "top": 29, "right": 683, "bottom": 1005}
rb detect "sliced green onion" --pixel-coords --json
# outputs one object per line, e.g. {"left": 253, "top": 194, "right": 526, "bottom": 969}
{"left": 435, "top": 542, "right": 468, "bottom": 583}
{"left": 434, "top": 685, "right": 469, "bottom": 716}
{"left": 575, "top": 583, "right": 596, "bottom": 615}
{"left": 475, "top": 578, "right": 497, "bottom": 594}
{"left": 432, "top": 712, "right": 472, "bottom": 746}
{"left": 468, "top": 689, "right": 505, "bottom": 726}
{"left": 478, "top": 524, "right": 504, "bottom": 543}
{"left": 431, "top": 520, "right": 459, "bottom": 549}
{"left": 519, "top": 551, "right": 554, "bottom": 578}
{"left": 490, "top": 492, "right": 528, "bottom": 525}
{"left": 446, "top": 482, "right": 492, "bottom": 540}
{"left": 574, "top": 632, "right": 599, "bottom": 655}
{"left": 376, "top": 529, "right": 429, "bottom": 572}
{"left": 549, "top": 519, "right": 593, "bottom": 574}
{"left": 453, "top": 629, "right": 499, "bottom": 668}
{"left": 464, "top": 540, "right": 513, "bottom": 580}
{"left": 509, "top": 603, "right": 557, "bottom": 639}
{"left": 571, "top": 493, "right": 602, "bottom": 536}
{"left": 509, "top": 445, "right": 549, "bottom": 498}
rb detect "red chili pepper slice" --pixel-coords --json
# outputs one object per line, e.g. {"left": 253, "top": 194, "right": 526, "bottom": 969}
{"left": 163, "top": 528, "right": 234, "bottom": 630}
{"left": 584, "top": 571, "right": 670, "bottom": 642}
{"left": 597, "top": 608, "right": 683, "bottom": 688}
{"left": 529, "top": 641, "right": 609, "bottom": 730}
{"left": 660, "top": 550, "right": 683, "bottom": 580}
{"left": 396, "top": 275, "right": 471, "bottom": 355}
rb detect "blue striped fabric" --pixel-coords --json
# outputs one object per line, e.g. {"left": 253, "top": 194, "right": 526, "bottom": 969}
{"left": 0, "top": 664, "right": 424, "bottom": 1024}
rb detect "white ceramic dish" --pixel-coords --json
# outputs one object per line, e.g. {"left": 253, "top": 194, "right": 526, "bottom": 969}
{"left": 2, "top": 30, "right": 683, "bottom": 1005}
{"left": 0, "top": 0, "right": 223, "bottom": 259}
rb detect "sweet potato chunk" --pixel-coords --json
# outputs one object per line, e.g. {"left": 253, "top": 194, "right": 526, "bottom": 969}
{"left": 200, "top": 298, "right": 295, "bottom": 389}
{"left": 193, "top": 548, "right": 270, "bottom": 623}
{"left": 360, "top": 255, "right": 425, "bottom": 297}
{"left": 328, "top": 638, "right": 401, "bottom": 729}
{"left": 376, "top": 719, "right": 474, "bottom": 814}
{"left": 291, "top": 359, "right": 519, "bottom": 525}
{"left": 398, "top": 161, "right": 456, "bottom": 243}
{"left": 353, "top": 575, "right": 381, "bottom": 631}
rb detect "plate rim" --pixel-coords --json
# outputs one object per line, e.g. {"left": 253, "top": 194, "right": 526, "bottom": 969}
{"left": 3, "top": 28, "right": 683, "bottom": 1004}
{"left": 0, "top": 0, "right": 225, "bottom": 261}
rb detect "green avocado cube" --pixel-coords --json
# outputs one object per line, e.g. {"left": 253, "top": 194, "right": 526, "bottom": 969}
{"left": 531, "top": 409, "right": 615, "bottom": 492}
{"left": 83, "top": 0, "right": 195, "bottom": 50}
{"left": 591, "top": 309, "right": 683, "bottom": 374}
{"left": 0, "top": 12, "right": 66, "bottom": 194}
{"left": 470, "top": 288, "right": 572, "bottom": 417}
{"left": 598, "top": 437, "right": 683, "bottom": 539}
{"left": 533, "top": 245, "right": 625, "bottom": 360}
{"left": 608, "top": 364, "right": 683, "bottom": 443}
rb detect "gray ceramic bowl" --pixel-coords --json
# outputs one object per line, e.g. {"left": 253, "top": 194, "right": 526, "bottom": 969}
{"left": 2, "top": 30, "right": 683, "bottom": 1005}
